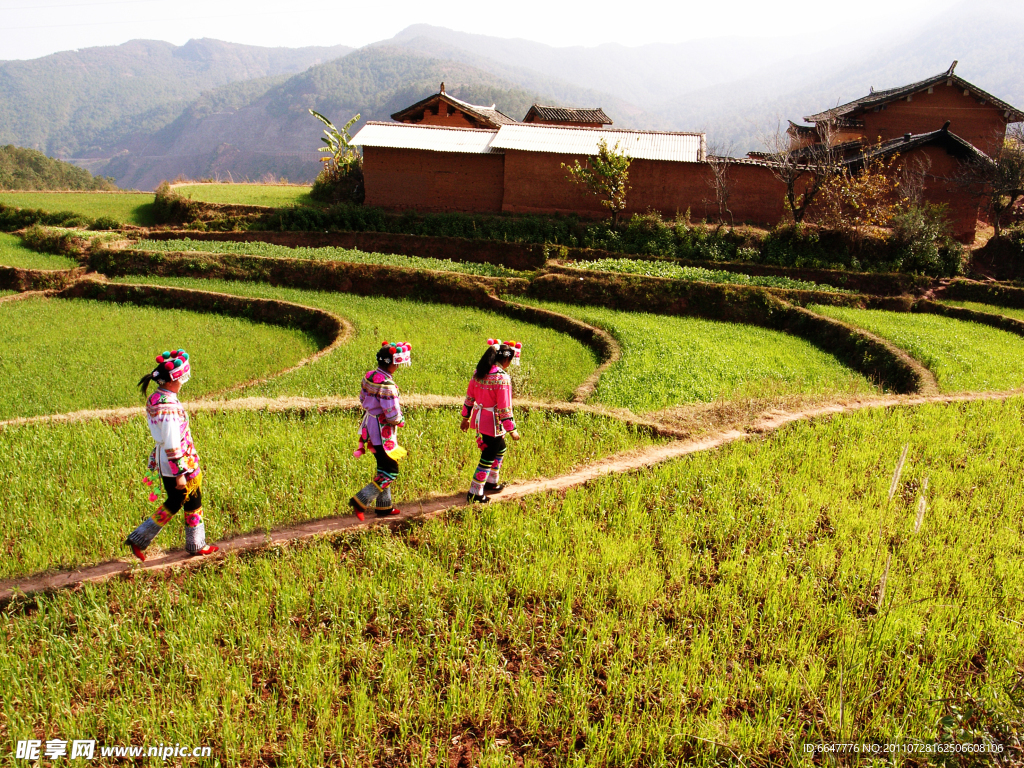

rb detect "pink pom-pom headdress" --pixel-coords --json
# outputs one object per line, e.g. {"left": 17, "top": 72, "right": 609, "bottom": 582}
{"left": 379, "top": 340, "right": 412, "bottom": 367}
{"left": 487, "top": 338, "right": 522, "bottom": 366}
{"left": 152, "top": 349, "right": 191, "bottom": 383}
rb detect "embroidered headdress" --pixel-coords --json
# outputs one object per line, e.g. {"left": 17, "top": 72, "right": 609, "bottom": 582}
{"left": 378, "top": 341, "right": 412, "bottom": 367}
{"left": 486, "top": 338, "right": 522, "bottom": 366}
{"left": 152, "top": 349, "right": 191, "bottom": 384}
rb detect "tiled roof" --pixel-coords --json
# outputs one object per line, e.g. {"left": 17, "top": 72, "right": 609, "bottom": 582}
{"left": 524, "top": 104, "right": 612, "bottom": 125}
{"left": 491, "top": 124, "right": 705, "bottom": 162}
{"left": 351, "top": 122, "right": 501, "bottom": 154}
{"left": 446, "top": 93, "right": 518, "bottom": 126}
{"left": 843, "top": 125, "right": 993, "bottom": 170}
{"left": 805, "top": 65, "right": 1024, "bottom": 123}
{"left": 390, "top": 90, "right": 517, "bottom": 129}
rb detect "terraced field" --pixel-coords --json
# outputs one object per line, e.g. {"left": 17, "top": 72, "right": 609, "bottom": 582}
{"left": 519, "top": 298, "right": 876, "bottom": 410}
{"left": 5, "top": 228, "right": 1024, "bottom": 765}
{"left": 941, "top": 299, "right": 1024, "bottom": 323}
{"left": 172, "top": 183, "right": 316, "bottom": 207}
{"left": 571, "top": 256, "right": 851, "bottom": 293}
{"left": 0, "top": 407, "right": 664, "bottom": 578}
{"left": 0, "top": 296, "right": 320, "bottom": 419}
{"left": 0, "top": 191, "right": 157, "bottom": 226}
{"left": 812, "top": 304, "right": 1024, "bottom": 392}
{"left": 107, "top": 277, "right": 599, "bottom": 402}
{"left": 3, "top": 398, "right": 1019, "bottom": 764}
{"left": 132, "top": 237, "right": 527, "bottom": 277}
{"left": 0, "top": 232, "right": 78, "bottom": 270}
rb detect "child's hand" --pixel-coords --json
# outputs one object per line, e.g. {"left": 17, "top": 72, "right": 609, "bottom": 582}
{"left": 510, "top": 430, "right": 521, "bottom": 441}
{"left": 175, "top": 475, "right": 187, "bottom": 490}
{"left": 460, "top": 418, "right": 470, "bottom": 432}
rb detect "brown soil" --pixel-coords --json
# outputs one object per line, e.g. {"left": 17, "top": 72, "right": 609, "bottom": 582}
{"left": 1, "top": 389, "right": 1017, "bottom": 606}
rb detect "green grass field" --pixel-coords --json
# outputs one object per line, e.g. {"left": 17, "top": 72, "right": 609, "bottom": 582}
{"left": 572, "top": 257, "right": 852, "bottom": 293}
{"left": 941, "top": 300, "right": 1024, "bottom": 323}
{"left": 132, "top": 237, "right": 527, "bottom": 277}
{"left": 108, "top": 277, "right": 599, "bottom": 403}
{"left": 0, "top": 297, "right": 320, "bottom": 420}
{"left": 0, "top": 407, "right": 665, "bottom": 579}
{"left": 173, "top": 183, "right": 316, "bottom": 208}
{"left": 0, "top": 191, "right": 157, "bottom": 226}
{"left": 0, "top": 232, "right": 79, "bottom": 270}
{"left": 3, "top": 398, "right": 1020, "bottom": 764}
{"left": 518, "top": 299, "right": 875, "bottom": 411}
{"left": 812, "top": 304, "right": 1024, "bottom": 392}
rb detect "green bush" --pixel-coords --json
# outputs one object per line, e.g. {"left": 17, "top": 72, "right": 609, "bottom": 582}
{"left": 0, "top": 203, "right": 92, "bottom": 232}
{"left": 890, "top": 204, "right": 965, "bottom": 277}
{"left": 309, "top": 163, "right": 364, "bottom": 205}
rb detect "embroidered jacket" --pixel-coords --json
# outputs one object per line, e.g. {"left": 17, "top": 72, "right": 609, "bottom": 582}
{"left": 146, "top": 388, "right": 200, "bottom": 478}
{"left": 461, "top": 365, "right": 516, "bottom": 437}
{"left": 359, "top": 368, "right": 404, "bottom": 446}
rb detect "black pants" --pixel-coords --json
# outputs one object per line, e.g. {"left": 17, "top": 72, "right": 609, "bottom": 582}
{"left": 374, "top": 446, "right": 400, "bottom": 477}
{"left": 479, "top": 434, "right": 507, "bottom": 462}
{"left": 162, "top": 475, "right": 202, "bottom": 514}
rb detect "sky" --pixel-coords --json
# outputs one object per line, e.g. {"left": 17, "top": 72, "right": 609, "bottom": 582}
{"left": 0, "top": 0, "right": 964, "bottom": 61}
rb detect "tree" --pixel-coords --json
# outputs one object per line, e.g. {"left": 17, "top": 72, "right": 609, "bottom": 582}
{"left": 309, "top": 110, "right": 361, "bottom": 172}
{"left": 957, "top": 124, "right": 1024, "bottom": 237}
{"left": 704, "top": 141, "right": 736, "bottom": 227}
{"left": 562, "top": 138, "right": 631, "bottom": 225}
{"left": 814, "top": 143, "right": 903, "bottom": 233}
{"left": 308, "top": 110, "right": 364, "bottom": 204}
{"left": 758, "top": 117, "right": 842, "bottom": 223}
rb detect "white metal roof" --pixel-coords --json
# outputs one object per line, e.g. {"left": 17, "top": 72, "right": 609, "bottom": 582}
{"left": 351, "top": 122, "right": 501, "bottom": 154}
{"left": 490, "top": 124, "right": 705, "bottom": 162}
{"left": 352, "top": 121, "right": 707, "bottom": 162}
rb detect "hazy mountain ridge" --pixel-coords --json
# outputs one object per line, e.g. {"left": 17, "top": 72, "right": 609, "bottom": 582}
{"left": 5, "top": 0, "right": 1023, "bottom": 188}
{"left": 103, "top": 47, "right": 552, "bottom": 190}
{"left": 0, "top": 38, "right": 353, "bottom": 160}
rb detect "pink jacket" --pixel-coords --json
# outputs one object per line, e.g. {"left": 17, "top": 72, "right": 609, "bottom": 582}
{"left": 461, "top": 366, "right": 516, "bottom": 437}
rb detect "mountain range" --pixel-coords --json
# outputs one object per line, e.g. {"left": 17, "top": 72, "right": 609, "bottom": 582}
{"left": 2, "top": 0, "right": 1022, "bottom": 190}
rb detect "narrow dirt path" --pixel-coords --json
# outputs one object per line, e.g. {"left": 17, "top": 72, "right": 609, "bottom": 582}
{"left": 1, "top": 388, "right": 1017, "bottom": 605}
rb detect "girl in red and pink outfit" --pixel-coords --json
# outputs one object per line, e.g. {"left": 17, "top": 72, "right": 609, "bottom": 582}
{"left": 460, "top": 339, "right": 521, "bottom": 503}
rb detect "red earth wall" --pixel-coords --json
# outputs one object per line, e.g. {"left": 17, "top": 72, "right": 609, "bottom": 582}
{"left": 500, "top": 150, "right": 787, "bottom": 226}
{"left": 900, "top": 145, "right": 980, "bottom": 241}
{"left": 362, "top": 146, "right": 504, "bottom": 213}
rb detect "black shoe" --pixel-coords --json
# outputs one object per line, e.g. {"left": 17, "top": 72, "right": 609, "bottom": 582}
{"left": 484, "top": 482, "right": 505, "bottom": 493}
{"left": 467, "top": 492, "right": 490, "bottom": 504}
{"left": 375, "top": 507, "right": 400, "bottom": 517}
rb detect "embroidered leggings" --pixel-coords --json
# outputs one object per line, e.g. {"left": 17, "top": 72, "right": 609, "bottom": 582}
{"left": 352, "top": 445, "right": 401, "bottom": 512}
{"left": 126, "top": 475, "right": 207, "bottom": 554}
{"left": 469, "top": 434, "right": 507, "bottom": 496}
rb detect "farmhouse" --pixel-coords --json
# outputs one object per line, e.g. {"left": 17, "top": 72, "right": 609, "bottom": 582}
{"left": 790, "top": 61, "right": 1023, "bottom": 158}
{"left": 353, "top": 84, "right": 787, "bottom": 224}
{"left": 352, "top": 68, "right": 1024, "bottom": 239}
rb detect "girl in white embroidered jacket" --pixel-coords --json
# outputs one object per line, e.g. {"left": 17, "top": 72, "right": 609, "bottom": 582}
{"left": 125, "top": 349, "right": 219, "bottom": 561}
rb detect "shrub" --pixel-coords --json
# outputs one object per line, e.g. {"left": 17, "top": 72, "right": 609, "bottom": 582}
{"left": 309, "top": 163, "right": 364, "bottom": 205}
{"left": 890, "top": 204, "right": 965, "bottom": 277}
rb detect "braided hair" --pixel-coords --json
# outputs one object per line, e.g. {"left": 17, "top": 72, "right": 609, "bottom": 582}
{"left": 474, "top": 344, "right": 514, "bottom": 380}
{"left": 137, "top": 365, "right": 171, "bottom": 396}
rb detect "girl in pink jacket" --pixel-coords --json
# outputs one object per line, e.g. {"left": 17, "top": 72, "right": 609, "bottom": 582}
{"left": 461, "top": 340, "right": 521, "bottom": 503}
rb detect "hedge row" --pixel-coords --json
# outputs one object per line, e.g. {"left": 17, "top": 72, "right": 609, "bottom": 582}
{"left": 89, "top": 248, "right": 530, "bottom": 306}
{"left": 0, "top": 265, "right": 85, "bottom": 292}
{"left": 941, "top": 278, "right": 1024, "bottom": 309}
{"left": 150, "top": 186, "right": 964, "bottom": 278}
{"left": 915, "top": 299, "right": 1024, "bottom": 339}
{"left": 142, "top": 229, "right": 548, "bottom": 272}
{"left": 138, "top": 228, "right": 936, "bottom": 295}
